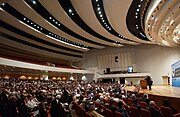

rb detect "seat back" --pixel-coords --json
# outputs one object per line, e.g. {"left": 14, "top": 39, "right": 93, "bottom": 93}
{"left": 127, "top": 98, "right": 133, "bottom": 105}
{"left": 140, "top": 108, "right": 151, "bottom": 117}
{"left": 160, "top": 106, "right": 173, "bottom": 117}
{"left": 115, "top": 111, "right": 122, "bottom": 117}
{"left": 104, "top": 108, "right": 114, "bottom": 117}
{"left": 123, "top": 104, "right": 130, "bottom": 114}
{"left": 130, "top": 106, "right": 140, "bottom": 117}
{"left": 139, "top": 101, "right": 148, "bottom": 109}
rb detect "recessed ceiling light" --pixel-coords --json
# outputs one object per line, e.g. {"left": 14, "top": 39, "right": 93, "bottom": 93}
{"left": 49, "top": 17, "right": 52, "bottom": 19}
{"left": 23, "top": 18, "right": 26, "bottom": 20}
{"left": 34, "top": 24, "right": 36, "bottom": 27}
{"left": 99, "top": 11, "right": 101, "bottom": 14}
{"left": 138, "top": 5, "right": 141, "bottom": 7}
{"left": 58, "top": 23, "right": 60, "bottom": 26}
{"left": 100, "top": 14, "right": 103, "bottom": 17}
{"left": 69, "top": 9, "right": 72, "bottom": 13}
{"left": 97, "top": 7, "right": 100, "bottom": 10}
{"left": 32, "top": 1, "right": 36, "bottom": 4}
{"left": 137, "top": 9, "right": 139, "bottom": 12}
{"left": 102, "top": 20, "right": 105, "bottom": 22}
{"left": 97, "top": 4, "right": 99, "bottom": 6}
{"left": 96, "top": 0, "right": 98, "bottom": 2}
{"left": 135, "top": 16, "right": 138, "bottom": 18}
{"left": 2, "top": 3, "right": 5, "bottom": 6}
{"left": 55, "top": 22, "right": 58, "bottom": 24}
{"left": 53, "top": 19, "right": 55, "bottom": 22}
{"left": 37, "top": 26, "right": 39, "bottom": 28}
{"left": 136, "top": 12, "right": 138, "bottom": 15}
{"left": 72, "top": 13, "right": 74, "bottom": 15}
{"left": 31, "top": 22, "right": 33, "bottom": 24}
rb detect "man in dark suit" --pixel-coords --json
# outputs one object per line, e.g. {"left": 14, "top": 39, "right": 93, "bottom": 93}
{"left": 145, "top": 76, "right": 152, "bottom": 90}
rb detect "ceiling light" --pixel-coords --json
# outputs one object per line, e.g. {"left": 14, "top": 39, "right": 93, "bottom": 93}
{"left": 58, "top": 23, "right": 60, "bottom": 26}
{"left": 137, "top": 9, "right": 139, "bottom": 12}
{"left": 27, "top": 20, "right": 29, "bottom": 22}
{"left": 96, "top": 0, "right": 98, "bottom": 2}
{"left": 23, "top": 18, "right": 26, "bottom": 20}
{"left": 97, "top": 7, "right": 100, "bottom": 10}
{"left": 135, "top": 16, "right": 138, "bottom": 18}
{"left": 72, "top": 13, "right": 74, "bottom": 15}
{"left": 97, "top": 4, "right": 99, "bottom": 6}
{"left": 49, "top": 17, "right": 52, "bottom": 19}
{"left": 34, "top": 24, "right": 36, "bottom": 27}
{"left": 37, "top": 26, "right": 39, "bottom": 28}
{"left": 55, "top": 21, "right": 58, "bottom": 24}
{"left": 102, "top": 20, "right": 105, "bottom": 22}
{"left": 136, "top": 12, "right": 138, "bottom": 15}
{"left": 32, "top": 1, "right": 36, "bottom": 4}
{"left": 69, "top": 9, "right": 72, "bottom": 13}
{"left": 2, "top": 3, "right": 5, "bottom": 6}
{"left": 53, "top": 19, "right": 55, "bottom": 22}
{"left": 31, "top": 22, "right": 33, "bottom": 24}
{"left": 99, "top": 11, "right": 101, "bottom": 14}
{"left": 138, "top": 5, "right": 141, "bottom": 7}
{"left": 100, "top": 14, "right": 103, "bottom": 17}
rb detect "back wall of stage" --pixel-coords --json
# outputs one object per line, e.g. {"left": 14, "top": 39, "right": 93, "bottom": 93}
{"left": 77, "top": 45, "right": 180, "bottom": 85}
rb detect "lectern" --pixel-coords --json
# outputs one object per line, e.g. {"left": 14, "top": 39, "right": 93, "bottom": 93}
{"left": 140, "top": 80, "right": 147, "bottom": 89}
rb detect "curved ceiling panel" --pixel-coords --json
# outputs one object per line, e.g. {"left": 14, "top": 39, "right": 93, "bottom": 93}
{"left": 5, "top": 1, "right": 101, "bottom": 50}
{"left": 0, "top": 27, "right": 83, "bottom": 56}
{"left": 24, "top": 0, "right": 108, "bottom": 48}
{"left": 40, "top": 0, "right": 121, "bottom": 47}
{"left": 0, "top": 35, "right": 82, "bottom": 60}
{"left": 145, "top": 0, "right": 180, "bottom": 47}
{"left": 0, "top": 10, "right": 91, "bottom": 52}
{"left": 71, "top": 0, "right": 138, "bottom": 45}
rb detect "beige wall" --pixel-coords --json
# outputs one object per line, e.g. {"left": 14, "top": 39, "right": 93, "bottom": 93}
{"left": 80, "top": 45, "right": 180, "bottom": 85}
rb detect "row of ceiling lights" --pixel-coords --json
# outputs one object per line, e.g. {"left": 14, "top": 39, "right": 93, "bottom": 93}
{"left": 0, "top": 3, "right": 88, "bottom": 49}
{"left": 134, "top": 0, "right": 146, "bottom": 38}
{"left": 94, "top": 0, "right": 127, "bottom": 44}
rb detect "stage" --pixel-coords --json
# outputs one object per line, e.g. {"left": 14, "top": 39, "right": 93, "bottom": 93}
{"left": 125, "top": 85, "right": 180, "bottom": 98}
{"left": 125, "top": 85, "right": 180, "bottom": 112}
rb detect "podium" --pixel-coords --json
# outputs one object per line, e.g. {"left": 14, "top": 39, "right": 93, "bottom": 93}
{"left": 140, "top": 80, "right": 147, "bottom": 89}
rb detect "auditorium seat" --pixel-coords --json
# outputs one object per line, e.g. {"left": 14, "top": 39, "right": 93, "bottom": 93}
{"left": 123, "top": 104, "right": 130, "bottom": 114}
{"left": 139, "top": 101, "right": 148, "bottom": 108}
{"left": 160, "top": 106, "right": 173, "bottom": 117}
{"left": 173, "top": 113, "right": 180, "bottom": 117}
{"left": 140, "top": 108, "right": 151, "bottom": 117}
{"left": 130, "top": 106, "right": 140, "bottom": 117}
{"left": 104, "top": 108, "right": 114, "bottom": 117}
{"left": 115, "top": 111, "right": 122, "bottom": 117}
{"left": 154, "top": 104, "right": 160, "bottom": 110}
{"left": 127, "top": 98, "right": 133, "bottom": 105}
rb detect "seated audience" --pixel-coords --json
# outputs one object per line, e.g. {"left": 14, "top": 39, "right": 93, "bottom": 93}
{"left": 147, "top": 101, "right": 162, "bottom": 117}
{"left": 117, "top": 100, "right": 130, "bottom": 117}
{"left": 163, "top": 99, "right": 177, "bottom": 114}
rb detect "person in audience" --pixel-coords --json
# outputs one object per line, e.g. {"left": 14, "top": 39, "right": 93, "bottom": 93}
{"left": 108, "top": 98, "right": 117, "bottom": 116}
{"left": 147, "top": 101, "right": 162, "bottom": 117}
{"left": 140, "top": 94, "right": 150, "bottom": 104}
{"left": 131, "top": 98, "right": 142, "bottom": 111}
{"left": 117, "top": 100, "right": 130, "bottom": 117}
{"left": 163, "top": 99, "right": 177, "bottom": 114}
{"left": 50, "top": 95, "right": 66, "bottom": 117}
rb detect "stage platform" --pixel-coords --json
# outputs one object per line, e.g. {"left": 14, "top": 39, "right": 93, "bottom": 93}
{"left": 125, "top": 85, "right": 180, "bottom": 98}
{"left": 125, "top": 85, "right": 180, "bottom": 112}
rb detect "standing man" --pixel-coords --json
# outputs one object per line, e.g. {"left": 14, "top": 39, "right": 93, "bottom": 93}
{"left": 145, "top": 76, "right": 152, "bottom": 90}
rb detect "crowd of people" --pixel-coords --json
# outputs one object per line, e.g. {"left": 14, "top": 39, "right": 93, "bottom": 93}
{"left": 0, "top": 78, "right": 178, "bottom": 117}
